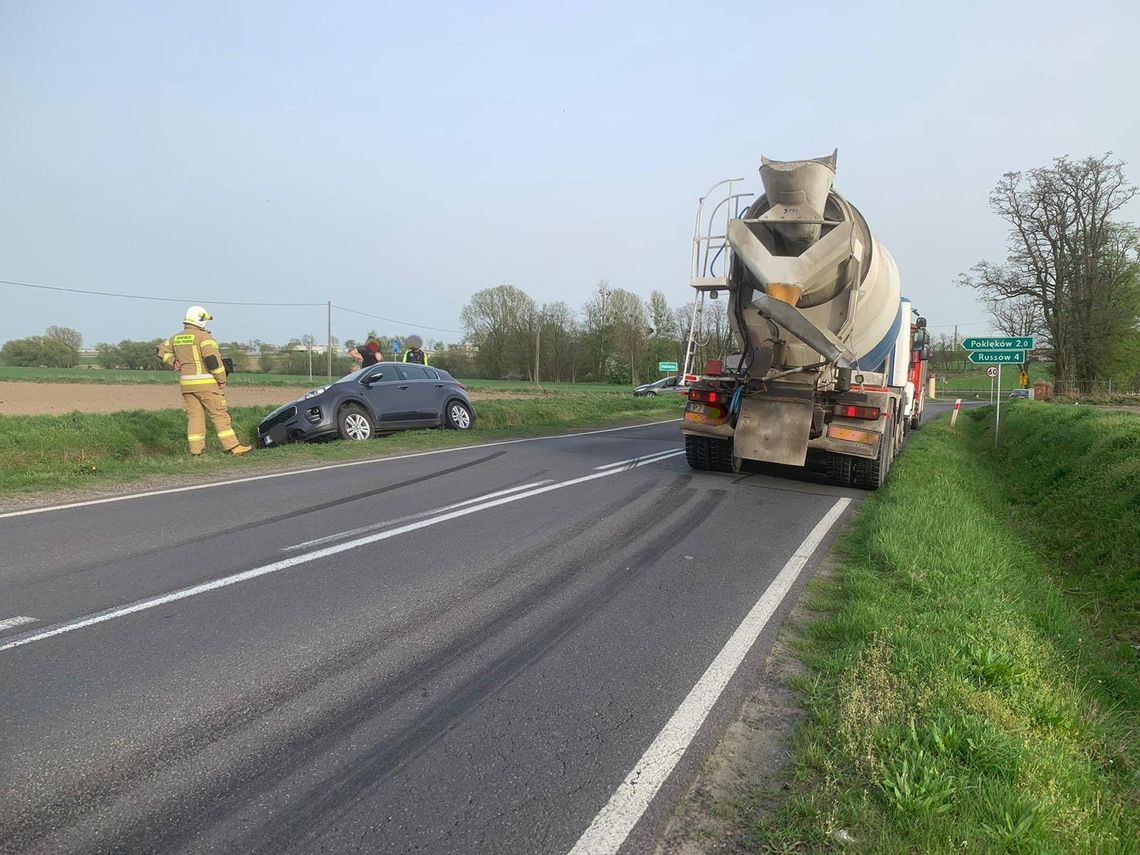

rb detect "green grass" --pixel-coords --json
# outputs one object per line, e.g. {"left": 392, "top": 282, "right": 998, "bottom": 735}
{"left": 0, "top": 365, "right": 646, "bottom": 392}
{"left": 936, "top": 363, "right": 1050, "bottom": 394}
{"left": 732, "top": 407, "right": 1139, "bottom": 853}
{"left": 0, "top": 366, "right": 317, "bottom": 386}
{"left": 0, "top": 394, "right": 684, "bottom": 495}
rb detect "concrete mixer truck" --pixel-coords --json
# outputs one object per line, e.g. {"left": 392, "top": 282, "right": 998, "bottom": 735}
{"left": 680, "top": 151, "right": 930, "bottom": 489}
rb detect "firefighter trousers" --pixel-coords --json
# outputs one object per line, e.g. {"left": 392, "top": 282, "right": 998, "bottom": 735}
{"left": 182, "top": 386, "right": 239, "bottom": 454}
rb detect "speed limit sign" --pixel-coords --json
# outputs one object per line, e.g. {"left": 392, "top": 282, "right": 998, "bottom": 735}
{"left": 986, "top": 366, "right": 999, "bottom": 378}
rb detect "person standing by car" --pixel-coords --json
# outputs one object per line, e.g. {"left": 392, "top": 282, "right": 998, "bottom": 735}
{"left": 402, "top": 334, "right": 429, "bottom": 365}
{"left": 157, "top": 305, "right": 252, "bottom": 456}
{"left": 350, "top": 336, "right": 383, "bottom": 368}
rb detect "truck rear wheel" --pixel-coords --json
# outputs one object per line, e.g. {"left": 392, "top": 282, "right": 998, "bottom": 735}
{"left": 685, "top": 436, "right": 736, "bottom": 473}
{"left": 825, "top": 453, "right": 853, "bottom": 486}
{"left": 709, "top": 438, "right": 735, "bottom": 473}
{"left": 685, "top": 435, "right": 710, "bottom": 470}
{"left": 852, "top": 427, "right": 893, "bottom": 490}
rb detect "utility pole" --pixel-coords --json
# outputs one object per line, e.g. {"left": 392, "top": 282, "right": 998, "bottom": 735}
{"left": 326, "top": 301, "right": 333, "bottom": 382}
{"left": 535, "top": 325, "right": 541, "bottom": 387}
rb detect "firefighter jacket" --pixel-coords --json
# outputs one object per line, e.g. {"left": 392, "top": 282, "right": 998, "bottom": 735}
{"left": 157, "top": 324, "right": 228, "bottom": 389}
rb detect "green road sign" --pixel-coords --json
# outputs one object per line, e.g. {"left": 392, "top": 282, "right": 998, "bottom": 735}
{"left": 658, "top": 361, "right": 679, "bottom": 372}
{"left": 961, "top": 336, "right": 1034, "bottom": 350}
{"left": 968, "top": 350, "right": 1026, "bottom": 364}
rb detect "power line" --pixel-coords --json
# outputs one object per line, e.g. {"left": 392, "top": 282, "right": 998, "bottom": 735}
{"left": 0, "top": 277, "right": 324, "bottom": 307}
{"left": 332, "top": 304, "right": 463, "bottom": 335}
{"left": 1, "top": 277, "right": 465, "bottom": 335}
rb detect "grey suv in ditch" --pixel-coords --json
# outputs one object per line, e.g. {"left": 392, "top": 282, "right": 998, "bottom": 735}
{"left": 257, "top": 362, "right": 476, "bottom": 446}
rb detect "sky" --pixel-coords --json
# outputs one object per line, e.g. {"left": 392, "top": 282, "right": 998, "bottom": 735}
{"left": 2, "top": 0, "right": 1138, "bottom": 349}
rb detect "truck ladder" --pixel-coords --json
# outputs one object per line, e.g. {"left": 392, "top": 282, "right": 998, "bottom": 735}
{"left": 681, "top": 178, "right": 752, "bottom": 379}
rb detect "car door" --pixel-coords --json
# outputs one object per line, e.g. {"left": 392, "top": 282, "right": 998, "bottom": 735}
{"left": 358, "top": 366, "right": 409, "bottom": 426}
{"left": 393, "top": 363, "right": 443, "bottom": 424}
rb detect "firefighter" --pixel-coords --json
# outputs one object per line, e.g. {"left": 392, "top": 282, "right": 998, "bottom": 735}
{"left": 402, "top": 334, "right": 429, "bottom": 366}
{"left": 157, "top": 306, "right": 252, "bottom": 456}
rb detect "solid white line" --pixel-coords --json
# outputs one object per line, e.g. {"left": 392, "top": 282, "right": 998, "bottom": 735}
{"left": 567, "top": 497, "right": 852, "bottom": 855}
{"left": 283, "top": 480, "right": 555, "bottom": 551}
{"left": 594, "top": 449, "right": 684, "bottom": 470}
{"left": 0, "top": 419, "right": 683, "bottom": 520}
{"left": 0, "top": 452, "right": 683, "bottom": 654}
{"left": 0, "top": 616, "right": 37, "bottom": 631}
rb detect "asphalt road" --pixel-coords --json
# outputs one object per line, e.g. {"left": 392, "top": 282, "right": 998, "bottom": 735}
{"left": 0, "top": 406, "right": 962, "bottom": 854}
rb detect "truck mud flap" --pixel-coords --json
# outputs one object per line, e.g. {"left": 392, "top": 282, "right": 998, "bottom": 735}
{"left": 734, "top": 397, "right": 814, "bottom": 466}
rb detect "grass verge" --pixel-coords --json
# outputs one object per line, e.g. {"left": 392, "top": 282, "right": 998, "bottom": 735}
{"left": 733, "top": 406, "right": 1139, "bottom": 853}
{"left": 0, "top": 365, "right": 643, "bottom": 393}
{"left": 0, "top": 394, "right": 683, "bottom": 496}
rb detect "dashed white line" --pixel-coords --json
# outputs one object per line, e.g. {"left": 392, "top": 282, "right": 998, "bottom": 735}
{"left": 0, "top": 616, "right": 37, "bottom": 631}
{"left": 594, "top": 449, "right": 684, "bottom": 470}
{"left": 283, "top": 480, "right": 555, "bottom": 551}
{"left": 567, "top": 497, "right": 852, "bottom": 855}
{"left": 0, "top": 450, "right": 685, "bottom": 653}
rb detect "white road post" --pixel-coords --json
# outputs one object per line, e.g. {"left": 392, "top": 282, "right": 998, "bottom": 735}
{"left": 995, "top": 362, "right": 1002, "bottom": 447}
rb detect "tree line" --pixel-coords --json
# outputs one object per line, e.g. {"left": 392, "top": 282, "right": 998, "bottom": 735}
{"left": 438, "top": 280, "right": 733, "bottom": 384}
{"left": 963, "top": 153, "right": 1140, "bottom": 393}
{"left": 0, "top": 289, "right": 741, "bottom": 385}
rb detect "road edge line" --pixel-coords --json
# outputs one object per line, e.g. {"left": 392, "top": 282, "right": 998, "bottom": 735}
{"left": 566, "top": 496, "right": 852, "bottom": 855}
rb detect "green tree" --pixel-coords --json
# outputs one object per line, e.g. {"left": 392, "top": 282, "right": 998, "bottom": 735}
{"left": 223, "top": 343, "right": 251, "bottom": 372}
{"left": 45, "top": 325, "right": 82, "bottom": 366}
{"left": 94, "top": 339, "right": 165, "bottom": 369}
{"left": 460, "top": 284, "right": 537, "bottom": 379}
{"left": 0, "top": 336, "right": 75, "bottom": 367}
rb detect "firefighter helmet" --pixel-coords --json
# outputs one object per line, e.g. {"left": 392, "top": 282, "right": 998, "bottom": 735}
{"left": 185, "top": 305, "right": 213, "bottom": 328}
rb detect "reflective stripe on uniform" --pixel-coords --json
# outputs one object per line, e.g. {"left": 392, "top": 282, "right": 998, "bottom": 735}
{"left": 201, "top": 339, "right": 219, "bottom": 348}
{"left": 187, "top": 434, "right": 206, "bottom": 441}
{"left": 180, "top": 377, "right": 219, "bottom": 386}
{"left": 217, "top": 429, "right": 236, "bottom": 439}
{"left": 181, "top": 373, "right": 213, "bottom": 381}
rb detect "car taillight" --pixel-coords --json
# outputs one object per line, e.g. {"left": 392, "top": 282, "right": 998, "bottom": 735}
{"left": 833, "top": 403, "right": 881, "bottom": 420}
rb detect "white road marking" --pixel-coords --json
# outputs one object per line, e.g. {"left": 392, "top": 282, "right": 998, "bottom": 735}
{"left": 594, "top": 449, "right": 684, "bottom": 470}
{"left": 0, "top": 419, "right": 682, "bottom": 520}
{"left": 283, "top": 480, "right": 555, "bottom": 551}
{"left": 0, "top": 616, "right": 37, "bottom": 631}
{"left": 567, "top": 497, "right": 852, "bottom": 855}
{"left": 0, "top": 450, "right": 685, "bottom": 654}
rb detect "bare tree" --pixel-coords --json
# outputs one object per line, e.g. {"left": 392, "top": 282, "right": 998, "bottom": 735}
{"left": 962, "top": 154, "right": 1139, "bottom": 392}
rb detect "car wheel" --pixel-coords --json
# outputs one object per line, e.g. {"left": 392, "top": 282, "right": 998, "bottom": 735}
{"left": 337, "top": 404, "right": 374, "bottom": 441}
{"left": 646, "top": 390, "right": 657, "bottom": 397}
{"left": 445, "top": 400, "right": 473, "bottom": 430}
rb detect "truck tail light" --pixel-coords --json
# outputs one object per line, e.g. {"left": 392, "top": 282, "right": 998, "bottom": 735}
{"left": 688, "top": 388, "right": 719, "bottom": 404}
{"left": 834, "top": 404, "right": 881, "bottom": 420}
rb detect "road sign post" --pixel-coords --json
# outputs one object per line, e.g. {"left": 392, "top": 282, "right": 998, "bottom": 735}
{"left": 962, "top": 337, "right": 1033, "bottom": 447}
{"left": 995, "top": 363, "right": 1002, "bottom": 447}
